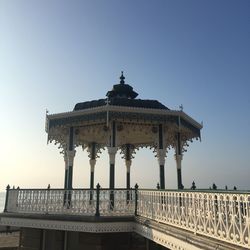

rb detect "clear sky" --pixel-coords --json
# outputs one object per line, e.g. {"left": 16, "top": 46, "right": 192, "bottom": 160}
{"left": 0, "top": 0, "right": 249, "bottom": 192}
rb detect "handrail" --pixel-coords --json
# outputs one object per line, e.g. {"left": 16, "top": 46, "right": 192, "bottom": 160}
{"left": 5, "top": 187, "right": 136, "bottom": 217}
{"left": 3, "top": 187, "right": 250, "bottom": 249}
{"left": 137, "top": 190, "right": 250, "bottom": 249}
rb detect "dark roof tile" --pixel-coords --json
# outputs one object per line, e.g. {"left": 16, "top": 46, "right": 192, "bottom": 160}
{"left": 74, "top": 98, "right": 169, "bottom": 111}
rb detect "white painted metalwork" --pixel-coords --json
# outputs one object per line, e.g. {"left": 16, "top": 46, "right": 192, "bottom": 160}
{"left": 5, "top": 188, "right": 250, "bottom": 248}
{"left": 137, "top": 190, "right": 250, "bottom": 249}
{"left": 99, "top": 189, "right": 135, "bottom": 215}
{"left": 7, "top": 189, "right": 96, "bottom": 215}
{"left": 6, "top": 188, "right": 135, "bottom": 217}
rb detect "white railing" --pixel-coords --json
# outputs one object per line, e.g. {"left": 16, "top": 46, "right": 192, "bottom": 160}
{"left": 5, "top": 188, "right": 135, "bottom": 217}
{"left": 99, "top": 189, "right": 135, "bottom": 215}
{"left": 137, "top": 190, "right": 250, "bottom": 249}
{"left": 4, "top": 187, "right": 250, "bottom": 248}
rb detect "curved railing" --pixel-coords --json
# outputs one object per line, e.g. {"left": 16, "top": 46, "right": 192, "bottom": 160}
{"left": 137, "top": 190, "right": 250, "bottom": 249}
{"left": 3, "top": 187, "right": 250, "bottom": 248}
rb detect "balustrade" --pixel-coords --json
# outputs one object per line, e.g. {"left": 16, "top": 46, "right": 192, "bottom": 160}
{"left": 3, "top": 188, "right": 250, "bottom": 248}
{"left": 5, "top": 187, "right": 135, "bottom": 217}
{"left": 137, "top": 190, "right": 250, "bottom": 249}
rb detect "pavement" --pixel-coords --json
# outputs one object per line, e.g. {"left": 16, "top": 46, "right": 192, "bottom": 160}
{"left": 0, "top": 231, "right": 19, "bottom": 249}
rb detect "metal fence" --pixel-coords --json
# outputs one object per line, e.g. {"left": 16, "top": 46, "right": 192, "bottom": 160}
{"left": 137, "top": 190, "right": 250, "bottom": 249}
{"left": 4, "top": 187, "right": 250, "bottom": 248}
{"left": 4, "top": 186, "right": 135, "bottom": 217}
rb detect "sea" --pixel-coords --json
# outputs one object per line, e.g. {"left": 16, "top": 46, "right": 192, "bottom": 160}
{"left": 0, "top": 192, "right": 5, "bottom": 212}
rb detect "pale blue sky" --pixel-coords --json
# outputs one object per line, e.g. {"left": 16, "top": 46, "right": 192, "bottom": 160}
{"left": 0, "top": 0, "right": 249, "bottom": 191}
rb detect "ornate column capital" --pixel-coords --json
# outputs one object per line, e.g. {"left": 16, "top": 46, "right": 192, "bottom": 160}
{"left": 175, "top": 154, "right": 183, "bottom": 169}
{"left": 67, "top": 150, "right": 76, "bottom": 166}
{"left": 89, "top": 159, "right": 96, "bottom": 172}
{"left": 125, "top": 160, "right": 132, "bottom": 172}
{"left": 157, "top": 149, "right": 166, "bottom": 166}
{"left": 107, "top": 146, "right": 117, "bottom": 165}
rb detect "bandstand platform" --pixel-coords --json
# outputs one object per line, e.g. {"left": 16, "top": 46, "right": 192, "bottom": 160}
{"left": 0, "top": 73, "right": 249, "bottom": 250}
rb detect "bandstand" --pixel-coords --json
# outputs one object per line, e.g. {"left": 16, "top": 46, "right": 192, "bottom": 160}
{"left": 46, "top": 72, "right": 202, "bottom": 191}
{"left": 1, "top": 73, "right": 249, "bottom": 250}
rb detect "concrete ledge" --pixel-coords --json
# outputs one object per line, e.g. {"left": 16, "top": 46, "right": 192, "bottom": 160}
{"left": 0, "top": 212, "right": 134, "bottom": 223}
{"left": 0, "top": 214, "right": 135, "bottom": 234}
{"left": 1, "top": 213, "right": 248, "bottom": 250}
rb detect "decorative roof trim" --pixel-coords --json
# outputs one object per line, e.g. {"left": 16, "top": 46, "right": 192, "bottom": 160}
{"left": 47, "top": 105, "right": 202, "bottom": 130}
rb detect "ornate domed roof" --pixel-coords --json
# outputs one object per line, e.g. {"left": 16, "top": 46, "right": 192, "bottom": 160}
{"left": 73, "top": 72, "right": 169, "bottom": 111}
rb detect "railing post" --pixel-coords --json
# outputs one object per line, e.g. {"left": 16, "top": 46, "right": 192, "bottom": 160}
{"left": 110, "top": 189, "right": 114, "bottom": 210}
{"left": 46, "top": 184, "right": 50, "bottom": 214}
{"left": 4, "top": 185, "right": 10, "bottom": 212}
{"left": 67, "top": 189, "right": 72, "bottom": 208}
{"left": 134, "top": 183, "right": 138, "bottom": 216}
{"left": 95, "top": 183, "right": 100, "bottom": 217}
{"left": 64, "top": 189, "right": 71, "bottom": 209}
{"left": 126, "top": 188, "right": 131, "bottom": 204}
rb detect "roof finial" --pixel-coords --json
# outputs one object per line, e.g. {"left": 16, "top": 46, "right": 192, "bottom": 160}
{"left": 120, "top": 71, "right": 125, "bottom": 84}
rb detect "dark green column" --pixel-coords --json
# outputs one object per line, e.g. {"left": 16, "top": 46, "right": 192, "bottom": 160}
{"left": 125, "top": 144, "right": 133, "bottom": 202}
{"left": 109, "top": 121, "right": 117, "bottom": 189}
{"left": 108, "top": 121, "right": 117, "bottom": 208}
{"left": 126, "top": 171, "right": 130, "bottom": 189}
{"left": 125, "top": 144, "right": 133, "bottom": 189}
{"left": 66, "top": 127, "right": 75, "bottom": 189}
{"left": 89, "top": 160, "right": 96, "bottom": 202}
{"left": 68, "top": 166, "right": 73, "bottom": 189}
{"left": 177, "top": 168, "right": 182, "bottom": 189}
{"left": 64, "top": 169, "right": 68, "bottom": 189}
{"left": 90, "top": 171, "right": 94, "bottom": 189}
{"left": 158, "top": 124, "right": 165, "bottom": 189}
{"left": 64, "top": 153, "right": 68, "bottom": 189}
{"left": 67, "top": 150, "right": 75, "bottom": 190}
{"left": 159, "top": 164, "right": 165, "bottom": 189}
{"left": 176, "top": 132, "right": 183, "bottom": 189}
{"left": 89, "top": 143, "right": 97, "bottom": 190}
{"left": 109, "top": 164, "right": 115, "bottom": 189}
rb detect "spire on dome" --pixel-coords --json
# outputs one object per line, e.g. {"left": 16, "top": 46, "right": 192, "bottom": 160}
{"left": 120, "top": 71, "right": 125, "bottom": 84}
{"left": 106, "top": 72, "right": 138, "bottom": 99}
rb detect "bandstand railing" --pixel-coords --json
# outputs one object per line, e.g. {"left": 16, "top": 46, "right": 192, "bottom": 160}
{"left": 4, "top": 185, "right": 136, "bottom": 216}
{"left": 3, "top": 187, "right": 250, "bottom": 248}
{"left": 137, "top": 190, "right": 250, "bottom": 249}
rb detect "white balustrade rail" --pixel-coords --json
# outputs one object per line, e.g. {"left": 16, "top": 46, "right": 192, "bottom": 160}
{"left": 137, "top": 190, "right": 250, "bottom": 249}
{"left": 99, "top": 189, "right": 135, "bottom": 215}
{"left": 6, "top": 188, "right": 135, "bottom": 216}
{"left": 4, "top": 188, "right": 250, "bottom": 248}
